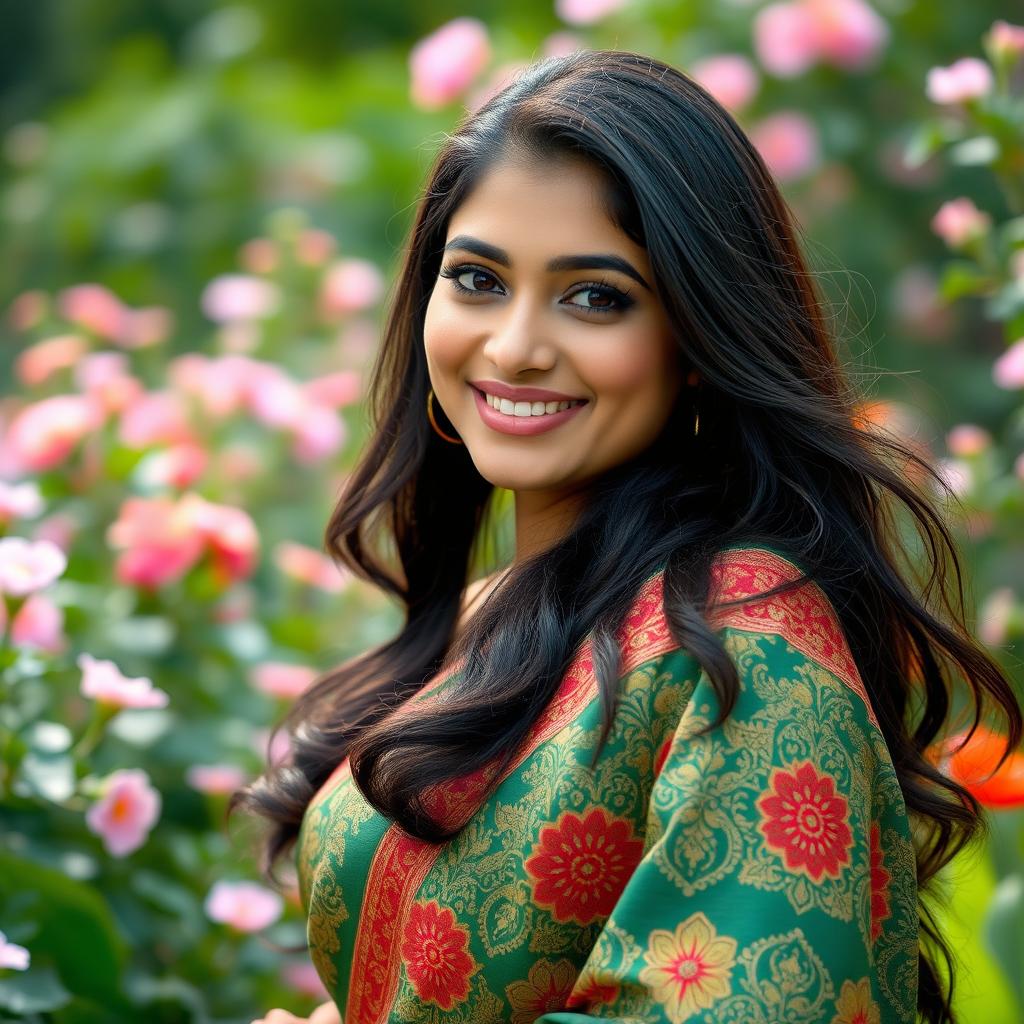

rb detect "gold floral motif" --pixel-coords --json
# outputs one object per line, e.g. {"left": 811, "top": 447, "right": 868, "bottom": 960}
{"left": 638, "top": 911, "right": 738, "bottom": 1024}
{"left": 831, "top": 977, "right": 882, "bottom": 1024}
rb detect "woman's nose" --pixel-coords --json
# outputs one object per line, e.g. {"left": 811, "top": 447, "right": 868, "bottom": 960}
{"left": 480, "top": 299, "right": 557, "bottom": 374}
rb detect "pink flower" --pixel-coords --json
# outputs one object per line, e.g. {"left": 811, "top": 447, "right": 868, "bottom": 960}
{"left": 119, "top": 306, "right": 173, "bottom": 349}
{"left": 690, "top": 55, "right": 760, "bottom": 112}
{"left": 85, "top": 768, "right": 161, "bottom": 857}
{"left": 253, "top": 726, "right": 292, "bottom": 767}
{"left": 556, "top": 0, "right": 629, "bottom": 26}
{"left": 58, "top": 284, "right": 125, "bottom": 341}
{"left": 978, "top": 587, "right": 1015, "bottom": 646}
{"left": 75, "top": 352, "right": 144, "bottom": 414}
{"left": 926, "top": 58, "right": 994, "bottom": 104}
{"left": 79, "top": 653, "right": 169, "bottom": 709}
{"left": 542, "top": 32, "right": 585, "bottom": 58}
{"left": 186, "top": 763, "right": 247, "bottom": 795}
{"left": 809, "top": 0, "right": 888, "bottom": 70}
{"left": 0, "top": 480, "right": 44, "bottom": 524}
{"left": 282, "top": 961, "right": 329, "bottom": 999}
{"left": 754, "top": 0, "right": 887, "bottom": 76}
{"left": 305, "top": 370, "right": 362, "bottom": 408}
{"left": 295, "top": 229, "right": 336, "bottom": 267}
{"left": 11, "top": 593, "right": 65, "bottom": 653}
{"left": 749, "top": 111, "right": 820, "bottom": 180}
{"left": 15, "top": 334, "right": 88, "bottom": 388}
{"left": 4, "top": 394, "right": 104, "bottom": 472}
{"left": 168, "top": 353, "right": 250, "bottom": 418}
{"left": 754, "top": 2, "right": 820, "bottom": 77}
{"left": 118, "top": 391, "right": 193, "bottom": 448}
{"left": 201, "top": 274, "right": 281, "bottom": 323}
{"left": 136, "top": 443, "right": 209, "bottom": 489}
{"left": 946, "top": 424, "right": 991, "bottom": 457}
{"left": 292, "top": 404, "right": 346, "bottom": 463}
{"left": 107, "top": 496, "right": 206, "bottom": 589}
{"left": 409, "top": 18, "right": 491, "bottom": 110}
{"left": 986, "top": 20, "right": 1024, "bottom": 61}
{"left": 0, "top": 931, "right": 30, "bottom": 971}
{"left": 319, "top": 259, "right": 385, "bottom": 318}
{"left": 250, "top": 662, "right": 318, "bottom": 699}
{"left": 273, "top": 541, "right": 348, "bottom": 593}
{"left": 930, "top": 198, "right": 991, "bottom": 248}
{"left": 0, "top": 537, "right": 66, "bottom": 596}
{"left": 994, "top": 339, "right": 1024, "bottom": 389}
{"left": 246, "top": 365, "right": 307, "bottom": 429}
{"left": 204, "top": 880, "right": 283, "bottom": 932}
{"left": 180, "top": 494, "right": 260, "bottom": 583}
{"left": 238, "top": 238, "right": 279, "bottom": 275}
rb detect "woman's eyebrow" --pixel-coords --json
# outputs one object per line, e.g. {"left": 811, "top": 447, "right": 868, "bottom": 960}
{"left": 443, "top": 234, "right": 652, "bottom": 292}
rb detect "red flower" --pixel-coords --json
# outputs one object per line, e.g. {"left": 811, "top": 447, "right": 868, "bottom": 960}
{"left": 869, "top": 822, "right": 891, "bottom": 942}
{"left": 757, "top": 761, "right": 853, "bottom": 881}
{"left": 525, "top": 807, "right": 644, "bottom": 925}
{"left": 566, "top": 972, "right": 619, "bottom": 1010}
{"left": 399, "top": 900, "right": 477, "bottom": 1009}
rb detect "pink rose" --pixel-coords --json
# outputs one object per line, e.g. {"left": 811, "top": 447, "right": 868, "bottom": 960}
{"left": 946, "top": 424, "right": 991, "bottom": 457}
{"left": 409, "top": 18, "right": 491, "bottom": 110}
{"left": 107, "top": 496, "right": 206, "bottom": 589}
{"left": 186, "top": 764, "right": 248, "bottom": 795}
{"left": 0, "top": 480, "right": 44, "bottom": 524}
{"left": 556, "top": 0, "right": 629, "bottom": 26}
{"left": 58, "top": 284, "right": 125, "bottom": 341}
{"left": 986, "top": 20, "right": 1024, "bottom": 61}
{"left": 15, "top": 334, "right": 88, "bottom": 388}
{"left": 809, "top": 0, "right": 888, "bottom": 70}
{"left": 201, "top": 274, "right": 281, "bottom": 323}
{"left": 11, "top": 593, "right": 65, "bottom": 653}
{"left": 754, "top": 2, "right": 820, "bottom": 77}
{"left": 85, "top": 768, "right": 161, "bottom": 857}
{"left": 0, "top": 537, "right": 66, "bottom": 597}
{"left": 0, "top": 931, "right": 30, "bottom": 971}
{"left": 118, "top": 391, "right": 193, "bottom": 449}
{"left": 204, "top": 880, "right": 283, "bottom": 932}
{"left": 930, "top": 198, "right": 991, "bottom": 248}
{"left": 79, "top": 653, "right": 169, "bottom": 709}
{"left": 273, "top": 541, "right": 348, "bottom": 593}
{"left": 4, "top": 394, "right": 104, "bottom": 473}
{"left": 250, "top": 662, "right": 318, "bottom": 700}
{"left": 319, "top": 259, "right": 385, "bottom": 318}
{"left": 690, "top": 55, "right": 760, "bottom": 112}
{"left": 993, "top": 338, "right": 1024, "bottom": 390}
{"left": 749, "top": 111, "right": 820, "bottom": 180}
{"left": 926, "top": 58, "right": 994, "bottom": 104}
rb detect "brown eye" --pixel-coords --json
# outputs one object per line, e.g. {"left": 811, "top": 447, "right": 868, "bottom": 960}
{"left": 462, "top": 269, "right": 499, "bottom": 292}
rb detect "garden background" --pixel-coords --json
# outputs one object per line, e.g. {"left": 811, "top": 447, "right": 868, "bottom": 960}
{"left": 0, "top": 0, "right": 1022, "bottom": 1021}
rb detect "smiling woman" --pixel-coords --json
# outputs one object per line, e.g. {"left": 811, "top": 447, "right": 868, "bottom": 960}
{"left": 230, "top": 49, "right": 1022, "bottom": 1024}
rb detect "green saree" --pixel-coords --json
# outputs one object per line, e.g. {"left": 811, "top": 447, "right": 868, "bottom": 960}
{"left": 296, "top": 546, "right": 919, "bottom": 1023}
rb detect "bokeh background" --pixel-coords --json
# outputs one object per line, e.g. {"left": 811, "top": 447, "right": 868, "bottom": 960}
{"left": 0, "top": 1, "right": 1022, "bottom": 1021}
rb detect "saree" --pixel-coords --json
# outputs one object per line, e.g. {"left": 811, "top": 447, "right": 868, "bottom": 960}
{"left": 295, "top": 546, "right": 919, "bottom": 1023}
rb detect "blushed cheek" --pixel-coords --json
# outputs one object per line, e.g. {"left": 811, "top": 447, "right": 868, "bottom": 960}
{"left": 422, "top": 293, "right": 469, "bottom": 378}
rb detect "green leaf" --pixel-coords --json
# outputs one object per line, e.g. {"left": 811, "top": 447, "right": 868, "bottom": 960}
{"left": 940, "top": 261, "right": 994, "bottom": 302}
{"left": 0, "top": 850, "right": 129, "bottom": 1010}
{"left": 984, "top": 873, "right": 1024, "bottom": 1009}
{"left": 0, "top": 966, "right": 71, "bottom": 1013}
{"left": 903, "top": 122, "right": 946, "bottom": 169}
{"left": 950, "top": 135, "right": 1000, "bottom": 166}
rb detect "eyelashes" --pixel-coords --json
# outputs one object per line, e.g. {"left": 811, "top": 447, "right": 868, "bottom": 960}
{"left": 438, "top": 261, "right": 635, "bottom": 317}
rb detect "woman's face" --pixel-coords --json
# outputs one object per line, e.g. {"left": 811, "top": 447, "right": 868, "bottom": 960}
{"left": 423, "top": 155, "right": 684, "bottom": 498}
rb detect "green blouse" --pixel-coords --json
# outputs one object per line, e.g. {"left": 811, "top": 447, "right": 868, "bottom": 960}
{"left": 296, "top": 546, "right": 919, "bottom": 1023}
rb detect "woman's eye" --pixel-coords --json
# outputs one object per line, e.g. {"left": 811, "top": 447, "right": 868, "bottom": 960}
{"left": 438, "top": 263, "right": 633, "bottom": 315}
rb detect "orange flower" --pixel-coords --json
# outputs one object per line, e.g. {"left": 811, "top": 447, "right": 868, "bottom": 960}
{"left": 945, "top": 725, "right": 1024, "bottom": 808}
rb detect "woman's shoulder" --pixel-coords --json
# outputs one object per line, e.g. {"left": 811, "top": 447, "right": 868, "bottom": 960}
{"left": 618, "top": 543, "right": 879, "bottom": 731}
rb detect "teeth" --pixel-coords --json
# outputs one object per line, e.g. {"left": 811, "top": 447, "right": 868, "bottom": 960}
{"left": 483, "top": 391, "right": 583, "bottom": 417}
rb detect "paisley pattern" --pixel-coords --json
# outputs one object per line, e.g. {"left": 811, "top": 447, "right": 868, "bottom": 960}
{"left": 295, "top": 545, "right": 919, "bottom": 1023}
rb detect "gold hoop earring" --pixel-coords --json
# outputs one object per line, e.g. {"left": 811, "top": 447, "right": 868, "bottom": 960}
{"left": 693, "top": 406, "right": 700, "bottom": 437}
{"left": 427, "top": 388, "right": 464, "bottom": 445}
{"left": 686, "top": 368, "right": 700, "bottom": 438}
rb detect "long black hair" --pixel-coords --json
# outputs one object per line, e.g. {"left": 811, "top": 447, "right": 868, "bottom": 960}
{"left": 228, "top": 49, "right": 1022, "bottom": 1022}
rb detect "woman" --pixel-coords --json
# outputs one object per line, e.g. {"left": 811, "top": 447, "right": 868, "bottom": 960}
{"left": 234, "top": 49, "right": 1022, "bottom": 1024}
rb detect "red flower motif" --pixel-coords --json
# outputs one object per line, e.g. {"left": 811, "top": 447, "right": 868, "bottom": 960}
{"left": 399, "top": 900, "right": 477, "bottom": 1009}
{"left": 757, "top": 761, "right": 853, "bottom": 881}
{"left": 525, "top": 807, "right": 644, "bottom": 925}
{"left": 869, "top": 822, "right": 891, "bottom": 941}
{"left": 566, "top": 971, "right": 619, "bottom": 1010}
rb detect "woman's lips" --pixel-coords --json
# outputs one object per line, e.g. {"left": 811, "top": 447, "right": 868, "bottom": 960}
{"left": 470, "top": 385, "right": 587, "bottom": 437}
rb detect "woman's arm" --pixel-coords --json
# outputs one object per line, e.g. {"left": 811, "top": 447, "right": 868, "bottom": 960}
{"left": 250, "top": 998, "right": 341, "bottom": 1024}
